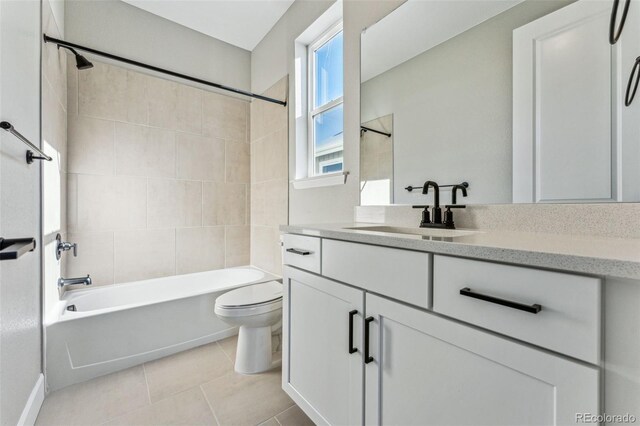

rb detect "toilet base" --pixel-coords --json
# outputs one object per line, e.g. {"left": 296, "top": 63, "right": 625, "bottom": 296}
{"left": 235, "top": 325, "right": 274, "bottom": 374}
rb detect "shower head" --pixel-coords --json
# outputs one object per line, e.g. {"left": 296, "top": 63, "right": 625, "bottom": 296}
{"left": 58, "top": 45, "right": 93, "bottom": 70}
{"left": 74, "top": 53, "right": 94, "bottom": 70}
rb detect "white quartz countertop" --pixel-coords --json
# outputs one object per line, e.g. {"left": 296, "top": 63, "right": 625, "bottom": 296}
{"left": 280, "top": 223, "right": 640, "bottom": 280}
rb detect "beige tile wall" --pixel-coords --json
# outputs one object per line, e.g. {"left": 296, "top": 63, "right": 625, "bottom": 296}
{"left": 66, "top": 61, "right": 250, "bottom": 286}
{"left": 250, "top": 77, "right": 289, "bottom": 275}
{"left": 42, "top": 0, "right": 68, "bottom": 308}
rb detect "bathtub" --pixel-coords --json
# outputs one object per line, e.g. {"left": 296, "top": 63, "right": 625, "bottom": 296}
{"left": 45, "top": 267, "right": 277, "bottom": 391}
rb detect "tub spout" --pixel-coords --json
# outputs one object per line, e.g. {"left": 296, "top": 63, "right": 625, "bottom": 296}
{"left": 58, "top": 275, "right": 92, "bottom": 289}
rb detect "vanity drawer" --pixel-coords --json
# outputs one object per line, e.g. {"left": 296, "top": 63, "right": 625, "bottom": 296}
{"left": 322, "top": 239, "right": 432, "bottom": 308}
{"left": 433, "top": 255, "right": 601, "bottom": 363}
{"left": 282, "top": 234, "right": 321, "bottom": 274}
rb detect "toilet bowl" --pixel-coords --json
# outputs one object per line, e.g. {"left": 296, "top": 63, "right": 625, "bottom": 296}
{"left": 214, "top": 281, "right": 283, "bottom": 374}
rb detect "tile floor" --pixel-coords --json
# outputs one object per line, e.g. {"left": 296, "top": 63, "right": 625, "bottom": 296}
{"left": 35, "top": 335, "right": 313, "bottom": 426}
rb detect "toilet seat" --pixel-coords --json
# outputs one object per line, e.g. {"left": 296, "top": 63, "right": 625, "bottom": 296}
{"left": 215, "top": 281, "right": 283, "bottom": 317}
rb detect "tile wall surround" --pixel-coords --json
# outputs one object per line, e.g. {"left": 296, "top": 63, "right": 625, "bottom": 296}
{"left": 250, "top": 77, "right": 289, "bottom": 276}
{"left": 42, "top": 0, "right": 69, "bottom": 308}
{"left": 355, "top": 203, "right": 640, "bottom": 239}
{"left": 66, "top": 60, "right": 251, "bottom": 286}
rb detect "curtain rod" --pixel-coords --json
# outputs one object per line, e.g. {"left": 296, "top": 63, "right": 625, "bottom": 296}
{"left": 360, "top": 126, "right": 391, "bottom": 138}
{"left": 43, "top": 34, "right": 287, "bottom": 107}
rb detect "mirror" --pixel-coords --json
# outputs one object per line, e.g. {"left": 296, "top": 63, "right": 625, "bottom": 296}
{"left": 360, "top": 0, "right": 640, "bottom": 205}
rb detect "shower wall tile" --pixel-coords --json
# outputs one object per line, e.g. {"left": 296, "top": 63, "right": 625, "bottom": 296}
{"left": 147, "top": 179, "right": 202, "bottom": 229}
{"left": 202, "top": 92, "right": 248, "bottom": 142}
{"left": 250, "top": 77, "right": 288, "bottom": 276}
{"left": 67, "top": 60, "right": 251, "bottom": 286}
{"left": 225, "top": 141, "right": 250, "bottom": 183}
{"left": 78, "top": 62, "right": 128, "bottom": 121}
{"left": 75, "top": 174, "right": 147, "bottom": 231}
{"left": 176, "top": 133, "right": 225, "bottom": 181}
{"left": 114, "top": 229, "right": 176, "bottom": 282}
{"left": 67, "top": 57, "right": 78, "bottom": 116}
{"left": 68, "top": 115, "right": 115, "bottom": 175}
{"left": 176, "top": 226, "right": 225, "bottom": 274}
{"left": 147, "top": 77, "right": 178, "bottom": 130}
{"left": 203, "top": 183, "right": 247, "bottom": 226}
{"left": 66, "top": 231, "right": 115, "bottom": 287}
{"left": 115, "top": 123, "right": 176, "bottom": 178}
{"left": 226, "top": 226, "right": 250, "bottom": 267}
{"left": 176, "top": 85, "right": 203, "bottom": 134}
{"left": 250, "top": 78, "right": 288, "bottom": 142}
{"left": 251, "top": 226, "right": 282, "bottom": 277}
{"left": 43, "top": 0, "right": 70, "bottom": 323}
{"left": 125, "top": 71, "right": 149, "bottom": 125}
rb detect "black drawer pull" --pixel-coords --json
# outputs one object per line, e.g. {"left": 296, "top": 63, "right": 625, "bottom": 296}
{"left": 610, "top": 0, "right": 631, "bottom": 45}
{"left": 364, "top": 316, "right": 374, "bottom": 363}
{"left": 625, "top": 57, "right": 640, "bottom": 107}
{"left": 460, "top": 287, "right": 542, "bottom": 314}
{"left": 348, "top": 310, "right": 358, "bottom": 354}
{"left": 286, "top": 248, "right": 312, "bottom": 256}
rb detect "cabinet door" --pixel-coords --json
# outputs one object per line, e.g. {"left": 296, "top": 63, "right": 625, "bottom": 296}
{"left": 365, "top": 293, "right": 599, "bottom": 426}
{"left": 283, "top": 266, "right": 364, "bottom": 426}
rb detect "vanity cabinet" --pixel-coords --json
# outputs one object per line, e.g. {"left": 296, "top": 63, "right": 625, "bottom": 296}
{"left": 365, "top": 293, "right": 599, "bottom": 426}
{"left": 282, "top": 266, "right": 364, "bottom": 426}
{"left": 282, "top": 235, "right": 601, "bottom": 425}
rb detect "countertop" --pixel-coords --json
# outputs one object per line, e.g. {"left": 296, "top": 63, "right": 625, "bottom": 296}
{"left": 280, "top": 223, "right": 640, "bottom": 280}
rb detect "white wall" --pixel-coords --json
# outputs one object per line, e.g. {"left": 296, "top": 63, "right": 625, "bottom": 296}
{"left": 65, "top": 0, "right": 251, "bottom": 93}
{"left": 0, "top": 0, "right": 43, "bottom": 424}
{"left": 251, "top": 0, "right": 404, "bottom": 224}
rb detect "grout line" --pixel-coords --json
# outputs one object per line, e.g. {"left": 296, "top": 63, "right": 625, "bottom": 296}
{"left": 141, "top": 363, "right": 152, "bottom": 405}
{"left": 273, "top": 404, "right": 297, "bottom": 423}
{"left": 216, "top": 339, "right": 235, "bottom": 365}
{"left": 199, "top": 385, "right": 222, "bottom": 426}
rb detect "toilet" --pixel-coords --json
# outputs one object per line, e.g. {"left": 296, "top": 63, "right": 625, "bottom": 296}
{"left": 214, "top": 281, "right": 283, "bottom": 374}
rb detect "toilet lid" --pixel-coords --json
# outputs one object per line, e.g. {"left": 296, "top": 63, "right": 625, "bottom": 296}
{"left": 216, "top": 281, "right": 283, "bottom": 308}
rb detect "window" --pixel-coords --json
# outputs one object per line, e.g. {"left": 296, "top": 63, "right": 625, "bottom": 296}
{"left": 308, "top": 23, "right": 343, "bottom": 176}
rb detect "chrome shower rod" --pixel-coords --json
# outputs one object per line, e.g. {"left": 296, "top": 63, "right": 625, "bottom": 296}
{"left": 43, "top": 34, "right": 287, "bottom": 107}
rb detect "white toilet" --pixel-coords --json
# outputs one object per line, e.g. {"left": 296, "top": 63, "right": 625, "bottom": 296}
{"left": 214, "top": 281, "right": 283, "bottom": 374}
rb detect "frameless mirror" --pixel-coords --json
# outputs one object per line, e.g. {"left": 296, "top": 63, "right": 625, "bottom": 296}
{"left": 360, "top": 0, "right": 640, "bottom": 206}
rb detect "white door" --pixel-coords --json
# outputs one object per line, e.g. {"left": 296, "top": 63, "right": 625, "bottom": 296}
{"left": 513, "top": 0, "right": 639, "bottom": 203}
{"left": 365, "top": 293, "right": 599, "bottom": 426}
{"left": 282, "top": 266, "right": 364, "bottom": 426}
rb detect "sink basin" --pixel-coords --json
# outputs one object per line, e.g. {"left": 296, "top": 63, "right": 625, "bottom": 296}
{"left": 344, "top": 225, "right": 481, "bottom": 238}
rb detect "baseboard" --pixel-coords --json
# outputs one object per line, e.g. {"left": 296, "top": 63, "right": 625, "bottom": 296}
{"left": 17, "top": 374, "right": 44, "bottom": 426}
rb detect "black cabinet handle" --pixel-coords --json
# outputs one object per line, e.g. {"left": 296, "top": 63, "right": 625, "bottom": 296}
{"left": 364, "top": 316, "right": 374, "bottom": 363}
{"left": 348, "top": 310, "right": 358, "bottom": 354}
{"left": 286, "top": 248, "right": 312, "bottom": 256}
{"left": 610, "top": 0, "right": 631, "bottom": 45}
{"left": 460, "top": 287, "right": 542, "bottom": 314}
{"left": 625, "top": 57, "right": 640, "bottom": 106}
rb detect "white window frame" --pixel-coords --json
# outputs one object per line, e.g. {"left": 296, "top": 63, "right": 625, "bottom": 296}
{"left": 307, "top": 21, "right": 344, "bottom": 177}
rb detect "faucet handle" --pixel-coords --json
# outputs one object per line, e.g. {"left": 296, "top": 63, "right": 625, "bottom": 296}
{"left": 412, "top": 205, "right": 429, "bottom": 209}
{"left": 444, "top": 205, "right": 466, "bottom": 209}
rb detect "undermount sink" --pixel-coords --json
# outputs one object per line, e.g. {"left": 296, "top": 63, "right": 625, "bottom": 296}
{"left": 344, "top": 225, "right": 481, "bottom": 238}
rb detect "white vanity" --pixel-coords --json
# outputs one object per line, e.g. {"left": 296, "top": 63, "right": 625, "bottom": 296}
{"left": 279, "top": 225, "right": 640, "bottom": 425}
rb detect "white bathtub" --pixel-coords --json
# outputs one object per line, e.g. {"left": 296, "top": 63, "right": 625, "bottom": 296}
{"left": 45, "top": 267, "right": 277, "bottom": 391}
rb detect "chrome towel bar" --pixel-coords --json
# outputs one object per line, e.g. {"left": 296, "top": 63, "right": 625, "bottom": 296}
{"left": 0, "top": 121, "right": 52, "bottom": 164}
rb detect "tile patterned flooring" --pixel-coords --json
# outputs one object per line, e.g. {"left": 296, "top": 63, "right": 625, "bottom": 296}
{"left": 35, "top": 336, "right": 313, "bottom": 426}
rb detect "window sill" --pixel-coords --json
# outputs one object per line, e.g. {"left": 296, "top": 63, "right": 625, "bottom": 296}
{"left": 291, "top": 171, "right": 349, "bottom": 190}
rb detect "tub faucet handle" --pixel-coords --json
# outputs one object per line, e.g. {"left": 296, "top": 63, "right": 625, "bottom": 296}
{"left": 56, "top": 233, "right": 78, "bottom": 260}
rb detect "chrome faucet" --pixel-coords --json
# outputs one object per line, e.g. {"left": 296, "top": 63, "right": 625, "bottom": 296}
{"left": 58, "top": 275, "right": 92, "bottom": 290}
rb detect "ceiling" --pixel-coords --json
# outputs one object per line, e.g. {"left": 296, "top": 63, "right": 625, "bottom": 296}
{"left": 361, "top": 0, "right": 524, "bottom": 82}
{"left": 121, "top": 0, "right": 295, "bottom": 51}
